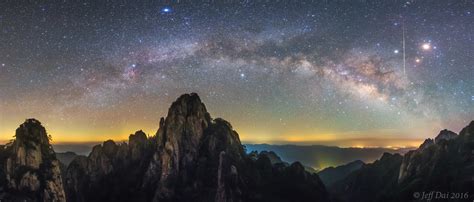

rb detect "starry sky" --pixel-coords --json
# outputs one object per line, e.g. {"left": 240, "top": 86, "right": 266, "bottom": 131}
{"left": 0, "top": 0, "right": 473, "bottom": 148}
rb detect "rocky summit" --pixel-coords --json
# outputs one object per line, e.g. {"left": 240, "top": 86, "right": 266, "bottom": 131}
{"left": 330, "top": 121, "right": 474, "bottom": 202}
{"left": 0, "top": 119, "right": 66, "bottom": 202}
{"left": 62, "top": 93, "right": 329, "bottom": 202}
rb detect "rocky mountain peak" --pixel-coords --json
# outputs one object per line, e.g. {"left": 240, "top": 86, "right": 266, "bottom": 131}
{"left": 396, "top": 121, "right": 473, "bottom": 196}
{"left": 434, "top": 129, "right": 457, "bottom": 143}
{"left": 379, "top": 152, "right": 400, "bottom": 162}
{"left": 459, "top": 121, "right": 474, "bottom": 137}
{"left": 152, "top": 93, "right": 225, "bottom": 200}
{"left": 1, "top": 119, "right": 66, "bottom": 201}
{"left": 129, "top": 130, "right": 149, "bottom": 161}
{"left": 418, "top": 138, "right": 434, "bottom": 150}
{"left": 15, "top": 118, "right": 50, "bottom": 146}
{"left": 130, "top": 130, "right": 147, "bottom": 144}
{"left": 63, "top": 93, "right": 330, "bottom": 202}
{"left": 166, "top": 93, "right": 211, "bottom": 124}
{"left": 102, "top": 140, "right": 118, "bottom": 156}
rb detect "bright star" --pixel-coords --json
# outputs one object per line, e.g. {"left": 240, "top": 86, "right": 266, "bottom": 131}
{"left": 421, "top": 43, "right": 431, "bottom": 51}
{"left": 240, "top": 73, "right": 245, "bottom": 78}
{"left": 161, "top": 7, "right": 172, "bottom": 13}
{"left": 394, "top": 49, "right": 399, "bottom": 54}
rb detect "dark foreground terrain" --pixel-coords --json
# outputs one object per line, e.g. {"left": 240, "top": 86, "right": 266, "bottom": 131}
{"left": 330, "top": 122, "right": 474, "bottom": 202}
{"left": 0, "top": 93, "right": 329, "bottom": 202}
{"left": 0, "top": 93, "right": 473, "bottom": 202}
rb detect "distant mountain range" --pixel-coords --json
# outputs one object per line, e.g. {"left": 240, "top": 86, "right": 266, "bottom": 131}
{"left": 245, "top": 144, "right": 412, "bottom": 171}
{"left": 0, "top": 93, "right": 472, "bottom": 202}
{"left": 317, "top": 160, "right": 364, "bottom": 187}
{"left": 52, "top": 143, "right": 414, "bottom": 171}
{"left": 53, "top": 144, "right": 95, "bottom": 156}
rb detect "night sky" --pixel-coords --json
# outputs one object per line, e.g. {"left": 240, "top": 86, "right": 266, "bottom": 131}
{"left": 0, "top": 1, "right": 473, "bottom": 147}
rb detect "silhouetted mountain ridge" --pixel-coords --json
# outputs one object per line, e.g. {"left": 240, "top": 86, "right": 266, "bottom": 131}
{"left": 0, "top": 119, "right": 66, "bottom": 201}
{"left": 64, "top": 93, "right": 330, "bottom": 202}
{"left": 331, "top": 121, "right": 474, "bottom": 202}
{"left": 1, "top": 93, "right": 472, "bottom": 202}
{"left": 318, "top": 160, "right": 364, "bottom": 187}
{"left": 245, "top": 144, "right": 412, "bottom": 170}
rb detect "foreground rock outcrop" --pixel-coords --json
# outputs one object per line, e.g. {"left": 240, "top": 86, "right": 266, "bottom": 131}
{"left": 0, "top": 119, "right": 66, "bottom": 201}
{"left": 65, "top": 130, "right": 154, "bottom": 202}
{"left": 394, "top": 122, "right": 474, "bottom": 201}
{"left": 64, "top": 93, "right": 330, "bottom": 202}
{"left": 330, "top": 153, "right": 403, "bottom": 202}
{"left": 331, "top": 121, "right": 474, "bottom": 202}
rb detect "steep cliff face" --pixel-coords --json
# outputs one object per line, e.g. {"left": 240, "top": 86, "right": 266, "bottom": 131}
{"left": 65, "top": 131, "right": 154, "bottom": 202}
{"left": 397, "top": 138, "right": 440, "bottom": 184}
{"left": 151, "top": 93, "right": 212, "bottom": 200}
{"left": 330, "top": 153, "right": 403, "bottom": 202}
{"left": 148, "top": 93, "right": 328, "bottom": 202}
{"left": 331, "top": 121, "right": 474, "bottom": 202}
{"left": 394, "top": 122, "right": 474, "bottom": 201}
{"left": 0, "top": 119, "right": 66, "bottom": 201}
{"left": 65, "top": 93, "right": 330, "bottom": 202}
{"left": 434, "top": 129, "right": 457, "bottom": 143}
{"left": 129, "top": 130, "right": 148, "bottom": 161}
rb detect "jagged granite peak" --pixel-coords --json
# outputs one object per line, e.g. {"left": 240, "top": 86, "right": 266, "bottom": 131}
{"left": 330, "top": 152, "right": 403, "bottom": 202}
{"left": 87, "top": 140, "right": 119, "bottom": 176}
{"left": 434, "top": 129, "right": 457, "bottom": 143}
{"left": 460, "top": 120, "right": 474, "bottom": 136}
{"left": 379, "top": 152, "right": 400, "bottom": 162}
{"left": 130, "top": 130, "right": 147, "bottom": 145}
{"left": 65, "top": 134, "right": 155, "bottom": 202}
{"left": 418, "top": 138, "right": 434, "bottom": 151}
{"left": 396, "top": 123, "right": 474, "bottom": 201}
{"left": 129, "top": 130, "right": 149, "bottom": 161}
{"left": 166, "top": 93, "right": 210, "bottom": 120}
{"left": 397, "top": 137, "right": 438, "bottom": 184}
{"left": 15, "top": 119, "right": 50, "bottom": 148}
{"left": 147, "top": 93, "right": 328, "bottom": 201}
{"left": 65, "top": 93, "right": 330, "bottom": 202}
{"left": 398, "top": 131, "right": 456, "bottom": 184}
{"left": 1, "top": 119, "right": 66, "bottom": 201}
{"left": 331, "top": 121, "right": 474, "bottom": 202}
{"left": 398, "top": 134, "right": 447, "bottom": 183}
{"left": 152, "top": 93, "right": 212, "bottom": 200}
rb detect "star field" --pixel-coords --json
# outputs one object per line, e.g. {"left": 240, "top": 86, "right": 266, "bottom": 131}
{"left": 0, "top": 1, "right": 473, "bottom": 147}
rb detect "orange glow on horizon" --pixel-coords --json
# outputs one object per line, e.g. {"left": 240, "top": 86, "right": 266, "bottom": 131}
{"left": 1, "top": 119, "right": 424, "bottom": 149}
{"left": 0, "top": 125, "right": 156, "bottom": 144}
{"left": 1, "top": 130, "right": 425, "bottom": 149}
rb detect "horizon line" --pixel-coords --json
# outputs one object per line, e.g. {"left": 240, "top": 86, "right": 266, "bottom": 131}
{"left": 0, "top": 139, "right": 421, "bottom": 150}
